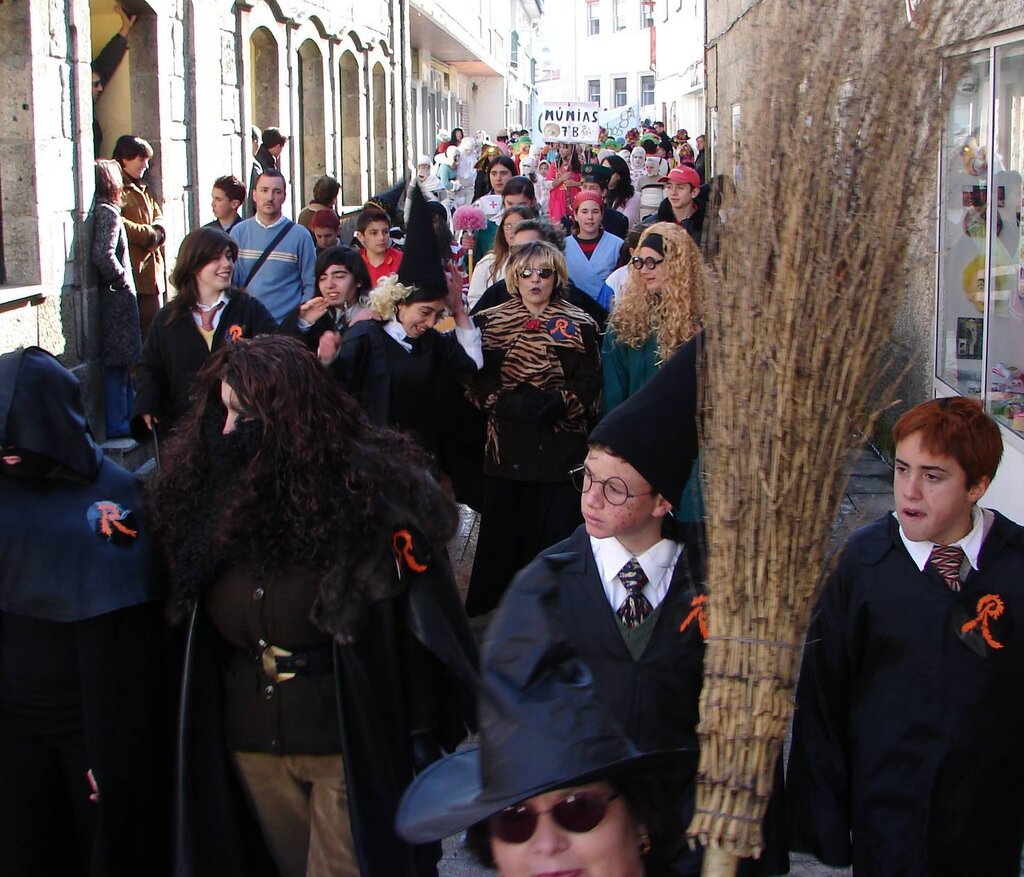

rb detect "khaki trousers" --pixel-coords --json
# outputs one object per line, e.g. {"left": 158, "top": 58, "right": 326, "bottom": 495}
{"left": 233, "top": 752, "right": 359, "bottom": 877}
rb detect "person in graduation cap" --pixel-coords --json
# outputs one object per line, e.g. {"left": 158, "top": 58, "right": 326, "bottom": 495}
{"left": 564, "top": 191, "right": 625, "bottom": 311}
{"left": 329, "top": 186, "right": 482, "bottom": 465}
{"left": 465, "top": 239, "right": 602, "bottom": 618}
{"left": 396, "top": 588, "right": 695, "bottom": 877}
{"left": 0, "top": 347, "right": 169, "bottom": 876}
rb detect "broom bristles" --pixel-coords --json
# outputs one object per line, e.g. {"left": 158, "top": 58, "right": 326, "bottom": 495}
{"left": 689, "top": 0, "right": 995, "bottom": 862}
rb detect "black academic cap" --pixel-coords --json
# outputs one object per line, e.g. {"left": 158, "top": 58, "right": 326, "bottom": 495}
{"left": 589, "top": 332, "right": 702, "bottom": 507}
{"left": 397, "top": 185, "right": 447, "bottom": 296}
{"left": 364, "top": 178, "right": 406, "bottom": 226}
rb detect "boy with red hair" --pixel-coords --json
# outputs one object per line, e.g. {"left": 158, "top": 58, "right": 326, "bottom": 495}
{"left": 788, "top": 397, "right": 1024, "bottom": 876}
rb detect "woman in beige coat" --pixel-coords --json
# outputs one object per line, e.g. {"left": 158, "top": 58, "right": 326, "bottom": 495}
{"left": 113, "top": 134, "right": 166, "bottom": 338}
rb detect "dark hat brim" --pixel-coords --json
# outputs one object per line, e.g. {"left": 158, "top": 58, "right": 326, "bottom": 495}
{"left": 395, "top": 745, "right": 695, "bottom": 844}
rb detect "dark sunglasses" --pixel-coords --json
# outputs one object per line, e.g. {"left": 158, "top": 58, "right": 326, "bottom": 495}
{"left": 487, "top": 791, "right": 621, "bottom": 844}
{"left": 631, "top": 256, "right": 665, "bottom": 270}
{"left": 517, "top": 267, "right": 556, "bottom": 279}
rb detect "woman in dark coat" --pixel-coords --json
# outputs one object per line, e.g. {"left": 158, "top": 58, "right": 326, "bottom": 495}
{"left": 91, "top": 159, "right": 142, "bottom": 439}
{"left": 150, "top": 336, "right": 477, "bottom": 877}
{"left": 132, "top": 227, "right": 276, "bottom": 440}
{"left": 466, "top": 240, "right": 602, "bottom": 617}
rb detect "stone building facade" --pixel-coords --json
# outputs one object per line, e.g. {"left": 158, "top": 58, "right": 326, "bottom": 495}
{"left": 0, "top": 0, "right": 405, "bottom": 429}
{"left": 704, "top": 0, "right": 1024, "bottom": 522}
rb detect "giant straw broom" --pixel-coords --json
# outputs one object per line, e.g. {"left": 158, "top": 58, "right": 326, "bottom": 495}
{"left": 689, "top": 1, "right": 992, "bottom": 874}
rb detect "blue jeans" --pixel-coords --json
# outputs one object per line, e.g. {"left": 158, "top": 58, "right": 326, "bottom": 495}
{"left": 103, "top": 367, "right": 135, "bottom": 438}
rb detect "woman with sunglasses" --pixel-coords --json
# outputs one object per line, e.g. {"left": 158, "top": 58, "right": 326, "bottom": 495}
{"left": 465, "top": 240, "right": 601, "bottom": 617}
{"left": 602, "top": 223, "right": 704, "bottom": 418}
{"left": 396, "top": 601, "right": 693, "bottom": 877}
{"left": 467, "top": 204, "right": 535, "bottom": 308}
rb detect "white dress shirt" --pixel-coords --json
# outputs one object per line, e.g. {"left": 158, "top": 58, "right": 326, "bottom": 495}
{"left": 190, "top": 292, "right": 229, "bottom": 331}
{"left": 382, "top": 318, "right": 483, "bottom": 368}
{"left": 590, "top": 535, "right": 682, "bottom": 612}
{"left": 896, "top": 505, "right": 994, "bottom": 574}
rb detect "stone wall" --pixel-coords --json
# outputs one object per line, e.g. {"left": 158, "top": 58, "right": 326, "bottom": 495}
{"left": 0, "top": 0, "right": 403, "bottom": 436}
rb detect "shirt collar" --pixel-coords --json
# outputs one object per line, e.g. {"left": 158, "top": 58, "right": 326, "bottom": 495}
{"left": 383, "top": 318, "right": 412, "bottom": 351}
{"left": 195, "top": 292, "right": 229, "bottom": 312}
{"left": 255, "top": 213, "right": 287, "bottom": 230}
{"left": 895, "top": 505, "right": 994, "bottom": 572}
{"left": 590, "top": 535, "right": 680, "bottom": 607}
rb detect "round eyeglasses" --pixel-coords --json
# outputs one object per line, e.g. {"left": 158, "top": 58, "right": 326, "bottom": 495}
{"left": 631, "top": 256, "right": 665, "bottom": 271}
{"left": 487, "top": 791, "right": 622, "bottom": 844}
{"left": 517, "top": 267, "right": 556, "bottom": 279}
{"left": 569, "top": 465, "right": 654, "bottom": 506}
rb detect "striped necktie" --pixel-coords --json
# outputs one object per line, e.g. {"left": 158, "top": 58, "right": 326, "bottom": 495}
{"left": 929, "top": 544, "right": 965, "bottom": 592}
{"left": 197, "top": 301, "right": 225, "bottom": 331}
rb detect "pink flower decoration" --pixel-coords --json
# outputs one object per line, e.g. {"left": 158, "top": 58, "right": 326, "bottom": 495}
{"left": 452, "top": 205, "right": 487, "bottom": 232}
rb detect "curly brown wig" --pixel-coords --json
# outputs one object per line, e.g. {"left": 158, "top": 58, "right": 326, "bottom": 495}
{"left": 149, "top": 336, "right": 448, "bottom": 631}
{"left": 608, "top": 222, "right": 705, "bottom": 359}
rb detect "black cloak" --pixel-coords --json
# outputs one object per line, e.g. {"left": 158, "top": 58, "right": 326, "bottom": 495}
{"left": 0, "top": 347, "right": 169, "bottom": 875}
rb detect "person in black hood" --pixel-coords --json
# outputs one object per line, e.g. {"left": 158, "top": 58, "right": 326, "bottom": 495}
{"left": 0, "top": 347, "right": 169, "bottom": 876}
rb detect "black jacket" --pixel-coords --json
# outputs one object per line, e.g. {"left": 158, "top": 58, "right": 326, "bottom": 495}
{"left": 788, "top": 511, "right": 1024, "bottom": 876}
{"left": 470, "top": 278, "right": 609, "bottom": 331}
{"left": 132, "top": 292, "right": 276, "bottom": 439}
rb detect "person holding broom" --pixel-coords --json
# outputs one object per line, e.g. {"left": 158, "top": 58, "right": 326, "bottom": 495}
{"left": 788, "top": 397, "right": 1024, "bottom": 875}
{"left": 482, "top": 334, "right": 790, "bottom": 876}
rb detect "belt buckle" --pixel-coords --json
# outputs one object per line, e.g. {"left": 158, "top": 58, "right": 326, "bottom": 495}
{"left": 261, "top": 645, "right": 296, "bottom": 683}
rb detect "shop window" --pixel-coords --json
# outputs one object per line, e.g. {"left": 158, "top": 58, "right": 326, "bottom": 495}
{"left": 588, "top": 79, "right": 601, "bottom": 104}
{"left": 614, "top": 76, "right": 627, "bottom": 108}
{"left": 587, "top": 2, "right": 600, "bottom": 37}
{"left": 937, "top": 44, "right": 1024, "bottom": 436}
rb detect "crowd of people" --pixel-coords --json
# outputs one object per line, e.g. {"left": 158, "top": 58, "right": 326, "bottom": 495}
{"left": 4, "top": 96, "right": 1024, "bottom": 877}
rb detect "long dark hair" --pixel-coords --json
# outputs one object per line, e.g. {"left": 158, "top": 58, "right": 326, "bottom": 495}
{"left": 150, "top": 337, "right": 439, "bottom": 627}
{"left": 603, "top": 155, "right": 635, "bottom": 210}
{"left": 476, "top": 155, "right": 518, "bottom": 200}
{"left": 502, "top": 175, "right": 537, "bottom": 207}
{"left": 555, "top": 143, "right": 582, "bottom": 174}
{"left": 165, "top": 228, "right": 240, "bottom": 324}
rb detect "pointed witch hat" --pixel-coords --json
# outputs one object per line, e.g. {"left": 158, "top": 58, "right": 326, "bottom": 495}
{"left": 397, "top": 184, "right": 447, "bottom": 297}
{"left": 395, "top": 577, "right": 695, "bottom": 843}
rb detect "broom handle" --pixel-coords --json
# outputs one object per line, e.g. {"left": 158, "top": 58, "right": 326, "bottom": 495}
{"left": 702, "top": 848, "right": 739, "bottom": 877}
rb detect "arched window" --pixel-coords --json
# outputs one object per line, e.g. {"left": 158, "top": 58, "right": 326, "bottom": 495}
{"left": 339, "top": 52, "right": 362, "bottom": 204}
{"left": 297, "top": 39, "right": 326, "bottom": 203}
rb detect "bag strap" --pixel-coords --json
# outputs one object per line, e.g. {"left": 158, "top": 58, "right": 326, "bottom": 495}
{"left": 242, "top": 220, "right": 294, "bottom": 288}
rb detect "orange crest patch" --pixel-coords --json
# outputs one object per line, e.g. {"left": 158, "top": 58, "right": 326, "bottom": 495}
{"left": 392, "top": 529, "right": 428, "bottom": 574}
{"left": 960, "top": 594, "right": 1005, "bottom": 650}
{"left": 86, "top": 501, "right": 138, "bottom": 545}
{"left": 680, "top": 594, "right": 708, "bottom": 640}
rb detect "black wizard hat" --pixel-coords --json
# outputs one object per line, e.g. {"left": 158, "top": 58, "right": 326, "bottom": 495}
{"left": 396, "top": 184, "right": 447, "bottom": 297}
{"left": 364, "top": 178, "right": 406, "bottom": 227}
{"left": 395, "top": 572, "right": 694, "bottom": 842}
{"left": 589, "top": 331, "right": 703, "bottom": 508}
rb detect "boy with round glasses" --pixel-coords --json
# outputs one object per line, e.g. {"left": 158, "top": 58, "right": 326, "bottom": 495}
{"left": 483, "top": 335, "right": 788, "bottom": 876}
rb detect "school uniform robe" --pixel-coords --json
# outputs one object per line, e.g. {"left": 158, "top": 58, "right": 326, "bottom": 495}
{"left": 787, "top": 511, "right": 1024, "bottom": 876}
{"left": 564, "top": 231, "right": 624, "bottom": 309}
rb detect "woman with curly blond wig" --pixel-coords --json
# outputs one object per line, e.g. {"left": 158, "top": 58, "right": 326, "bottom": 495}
{"left": 601, "top": 222, "right": 704, "bottom": 417}
{"left": 151, "top": 335, "right": 477, "bottom": 877}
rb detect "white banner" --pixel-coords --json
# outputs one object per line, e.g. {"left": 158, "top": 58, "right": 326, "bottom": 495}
{"left": 537, "top": 102, "right": 601, "bottom": 144}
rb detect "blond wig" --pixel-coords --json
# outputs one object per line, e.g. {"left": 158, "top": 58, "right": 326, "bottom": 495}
{"left": 504, "top": 240, "right": 568, "bottom": 301}
{"left": 608, "top": 222, "right": 705, "bottom": 358}
{"left": 367, "top": 274, "right": 415, "bottom": 319}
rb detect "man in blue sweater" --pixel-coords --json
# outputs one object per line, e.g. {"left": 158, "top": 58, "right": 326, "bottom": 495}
{"left": 231, "top": 169, "right": 315, "bottom": 323}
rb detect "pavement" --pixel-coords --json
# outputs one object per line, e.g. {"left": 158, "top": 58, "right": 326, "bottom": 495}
{"left": 437, "top": 446, "right": 896, "bottom": 876}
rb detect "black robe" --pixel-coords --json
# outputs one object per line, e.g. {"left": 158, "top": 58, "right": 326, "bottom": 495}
{"left": 0, "top": 348, "right": 169, "bottom": 876}
{"left": 788, "top": 511, "right": 1024, "bottom": 876}
{"left": 131, "top": 292, "right": 276, "bottom": 439}
{"left": 484, "top": 522, "right": 789, "bottom": 876}
{"left": 331, "top": 320, "right": 478, "bottom": 458}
